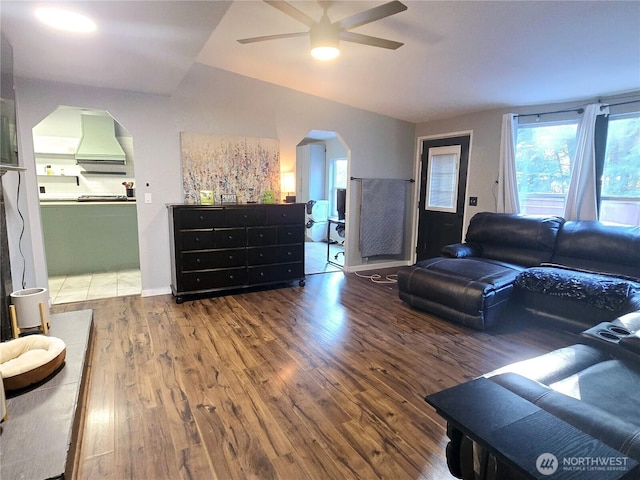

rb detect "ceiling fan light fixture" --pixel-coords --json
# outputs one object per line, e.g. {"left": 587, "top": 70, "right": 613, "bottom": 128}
{"left": 311, "top": 45, "right": 340, "bottom": 61}
{"left": 310, "top": 15, "right": 340, "bottom": 61}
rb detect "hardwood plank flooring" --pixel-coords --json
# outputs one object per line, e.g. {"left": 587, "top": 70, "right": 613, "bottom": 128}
{"left": 53, "top": 269, "right": 577, "bottom": 479}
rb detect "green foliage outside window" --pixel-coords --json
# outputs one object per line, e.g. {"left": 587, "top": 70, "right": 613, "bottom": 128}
{"left": 515, "top": 123, "right": 578, "bottom": 195}
{"left": 602, "top": 116, "right": 640, "bottom": 198}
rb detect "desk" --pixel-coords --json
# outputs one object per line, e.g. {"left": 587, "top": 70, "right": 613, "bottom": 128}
{"left": 327, "top": 218, "right": 345, "bottom": 268}
{"left": 426, "top": 377, "right": 638, "bottom": 479}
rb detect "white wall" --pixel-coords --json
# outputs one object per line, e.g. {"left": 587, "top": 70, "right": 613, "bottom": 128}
{"left": 13, "top": 78, "right": 180, "bottom": 296}
{"left": 10, "top": 63, "right": 416, "bottom": 296}
{"left": 171, "top": 64, "right": 416, "bottom": 269}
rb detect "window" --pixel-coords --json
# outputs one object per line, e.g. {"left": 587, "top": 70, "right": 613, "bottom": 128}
{"left": 425, "top": 145, "right": 460, "bottom": 213}
{"left": 600, "top": 113, "right": 640, "bottom": 225}
{"left": 328, "top": 158, "right": 347, "bottom": 217}
{"left": 515, "top": 121, "right": 578, "bottom": 215}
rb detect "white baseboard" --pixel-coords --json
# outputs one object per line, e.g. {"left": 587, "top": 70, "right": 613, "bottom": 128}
{"left": 344, "top": 260, "right": 411, "bottom": 273}
{"left": 141, "top": 286, "right": 172, "bottom": 297}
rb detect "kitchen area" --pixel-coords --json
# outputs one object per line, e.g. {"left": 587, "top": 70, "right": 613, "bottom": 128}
{"left": 35, "top": 106, "right": 140, "bottom": 303}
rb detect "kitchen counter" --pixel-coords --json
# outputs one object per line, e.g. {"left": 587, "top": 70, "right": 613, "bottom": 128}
{"left": 40, "top": 200, "right": 137, "bottom": 206}
{"left": 40, "top": 202, "right": 139, "bottom": 275}
{"left": 40, "top": 197, "right": 137, "bottom": 204}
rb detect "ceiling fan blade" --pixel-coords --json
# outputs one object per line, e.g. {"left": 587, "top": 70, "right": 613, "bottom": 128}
{"left": 238, "top": 32, "right": 309, "bottom": 44}
{"left": 340, "top": 31, "right": 403, "bottom": 50}
{"left": 264, "top": 0, "right": 316, "bottom": 28}
{"left": 338, "top": 1, "right": 407, "bottom": 31}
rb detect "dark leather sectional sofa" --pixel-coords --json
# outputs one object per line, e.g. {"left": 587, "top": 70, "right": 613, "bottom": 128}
{"left": 430, "top": 311, "right": 640, "bottom": 479}
{"left": 398, "top": 212, "right": 640, "bottom": 331}
{"left": 408, "top": 213, "right": 640, "bottom": 478}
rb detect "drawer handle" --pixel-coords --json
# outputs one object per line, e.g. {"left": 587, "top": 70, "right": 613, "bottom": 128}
{"left": 229, "top": 274, "right": 234, "bottom": 280}
{"left": 281, "top": 213, "right": 287, "bottom": 217}
{"left": 228, "top": 255, "right": 234, "bottom": 260}
{"left": 195, "top": 237, "right": 200, "bottom": 242}
{"left": 196, "top": 277, "right": 201, "bottom": 283}
{"left": 287, "top": 251, "right": 292, "bottom": 256}
{"left": 260, "top": 272, "right": 265, "bottom": 277}
{"left": 259, "top": 253, "right": 264, "bottom": 258}
{"left": 228, "top": 235, "right": 233, "bottom": 240}
{"left": 287, "top": 232, "right": 292, "bottom": 236}
{"left": 199, "top": 215, "right": 204, "bottom": 221}
{"left": 243, "top": 214, "right": 248, "bottom": 219}
{"left": 196, "top": 258, "right": 201, "bottom": 263}
{"left": 287, "top": 269, "right": 292, "bottom": 273}
{"left": 259, "top": 234, "right": 264, "bottom": 238}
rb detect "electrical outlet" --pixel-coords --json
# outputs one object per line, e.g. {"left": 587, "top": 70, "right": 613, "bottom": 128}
{"left": 144, "top": 193, "right": 152, "bottom": 204}
{"left": 469, "top": 196, "right": 478, "bottom": 206}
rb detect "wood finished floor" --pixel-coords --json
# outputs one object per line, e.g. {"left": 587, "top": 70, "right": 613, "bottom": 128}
{"left": 53, "top": 269, "right": 576, "bottom": 480}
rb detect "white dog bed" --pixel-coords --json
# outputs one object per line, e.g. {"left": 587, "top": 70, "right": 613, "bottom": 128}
{"left": 0, "top": 335, "right": 66, "bottom": 391}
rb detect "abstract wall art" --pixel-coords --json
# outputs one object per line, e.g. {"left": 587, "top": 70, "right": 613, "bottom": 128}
{"left": 180, "top": 132, "right": 280, "bottom": 204}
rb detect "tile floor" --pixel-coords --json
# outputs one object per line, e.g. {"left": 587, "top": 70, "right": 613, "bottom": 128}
{"left": 48, "top": 269, "right": 142, "bottom": 305}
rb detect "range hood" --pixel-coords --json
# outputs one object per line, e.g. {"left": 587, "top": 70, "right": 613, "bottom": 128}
{"left": 75, "top": 114, "right": 126, "bottom": 165}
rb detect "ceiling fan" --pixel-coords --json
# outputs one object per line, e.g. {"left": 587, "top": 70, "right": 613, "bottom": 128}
{"left": 238, "top": 0, "right": 408, "bottom": 61}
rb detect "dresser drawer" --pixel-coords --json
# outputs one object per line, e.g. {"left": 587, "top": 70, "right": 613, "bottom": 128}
{"left": 214, "top": 228, "right": 247, "bottom": 248}
{"left": 247, "top": 246, "right": 278, "bottom": 265}
{"left": 247, "top": 226, "right": 276, "bottom": 246}
{"left": 180, "top": 268, "right": 247, "bottom": 291}
{"left": 225, "top": 207, "right": 266, "bottom": 226}
{"left": 247, "top": 246, "right": 303, "bottom": 265}
{"left": 177, "top": 208, "right": 224, "bottom": 229}
{"left": 181, "top": 231, "right": 215, "bottom": 250}
{"left": 277, "top": 225, "right": 305, "bottom": 244}
{"left": 181, "top": 249, "right": 246, "bottom": 271}
{"left": 275, "top": 245, "right": 304, "bottom": 263}
{"left": 267, "top": 204, "right": 305, "bottom": 225}
{"left": 248, "top": 262, "right": 304, "bottom": 284}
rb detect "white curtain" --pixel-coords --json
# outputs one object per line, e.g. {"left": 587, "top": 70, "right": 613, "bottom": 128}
{"left": 563, "top": 103, "right": 609, "bottom": 220}
{"left": 497, "top": 113, "right": 520, "bottom": 213}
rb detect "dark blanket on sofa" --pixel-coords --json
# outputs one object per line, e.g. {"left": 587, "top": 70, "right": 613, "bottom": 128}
{"left": 515, "top": 267, "right": 638, "bottom": 312}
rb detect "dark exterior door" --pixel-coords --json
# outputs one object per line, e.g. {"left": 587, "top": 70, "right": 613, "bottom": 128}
{"left": 416, "top": 134, "right": 470, "bottom": 261}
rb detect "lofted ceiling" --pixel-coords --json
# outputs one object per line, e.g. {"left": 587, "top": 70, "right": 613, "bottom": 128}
{"left": 2, "top": 1, "right": 639, "bottom": 124}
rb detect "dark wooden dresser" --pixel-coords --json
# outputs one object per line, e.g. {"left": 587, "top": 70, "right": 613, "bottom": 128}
{"left": 168, "top": 203, "right": 306, "bottom": 303}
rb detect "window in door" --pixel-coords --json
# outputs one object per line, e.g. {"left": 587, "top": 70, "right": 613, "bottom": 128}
{"left": 515, "top": 121, "right": 578, "bottom": 216}
{"left": 425, "top": 145, "right": 460, "bottom": 213}
{"left": 600, "top": 112, "right": 640, "bottom": 225}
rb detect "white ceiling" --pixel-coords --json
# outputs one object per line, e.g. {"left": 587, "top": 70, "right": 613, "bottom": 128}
{"left": 2, "top": 1, "right": 640, "bottom": 124}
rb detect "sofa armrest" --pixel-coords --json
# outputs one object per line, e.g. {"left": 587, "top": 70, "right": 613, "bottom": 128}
{"left": 620, "top": 331, "right": 640, "bottom": 358}
{"left": 442, "top": 242, "right": 481, "bottom": 258}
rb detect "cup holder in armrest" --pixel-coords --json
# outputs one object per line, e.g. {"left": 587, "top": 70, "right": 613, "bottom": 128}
{"left": 581, "top": 322, "right": 632, "bottom": 345}
{"left": 597, "top": 330, "right": 622, "bottom": 342}
{"left": 608, "top": 325, "right": 631, "bottom": 336}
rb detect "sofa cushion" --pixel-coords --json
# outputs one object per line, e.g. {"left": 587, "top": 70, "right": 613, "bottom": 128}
{"left": 490, "top": 372, "right": 640, "bottom": 461}
{"left": 465, "top": 212, "right": 564, "bottom": 267}
{"left": 549, "top": 359, "right": 640, "bottom": 428}
{"left": 514, "top": 267, "right": 638, "bottom": 312}
{"left": 552, "top": 221, "right": 640, "bottom": 281}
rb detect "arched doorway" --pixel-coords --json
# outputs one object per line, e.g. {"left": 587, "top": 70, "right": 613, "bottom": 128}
{"left": 33, "top": 106, "right": 141, "bottom": 303}
{"left": 296, "top": 130, "right": 349, "bottom": 274}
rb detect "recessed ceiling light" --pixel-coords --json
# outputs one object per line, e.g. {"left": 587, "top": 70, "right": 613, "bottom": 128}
{"left": 35, "top": 7, "right": 97, "bottom": 33}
